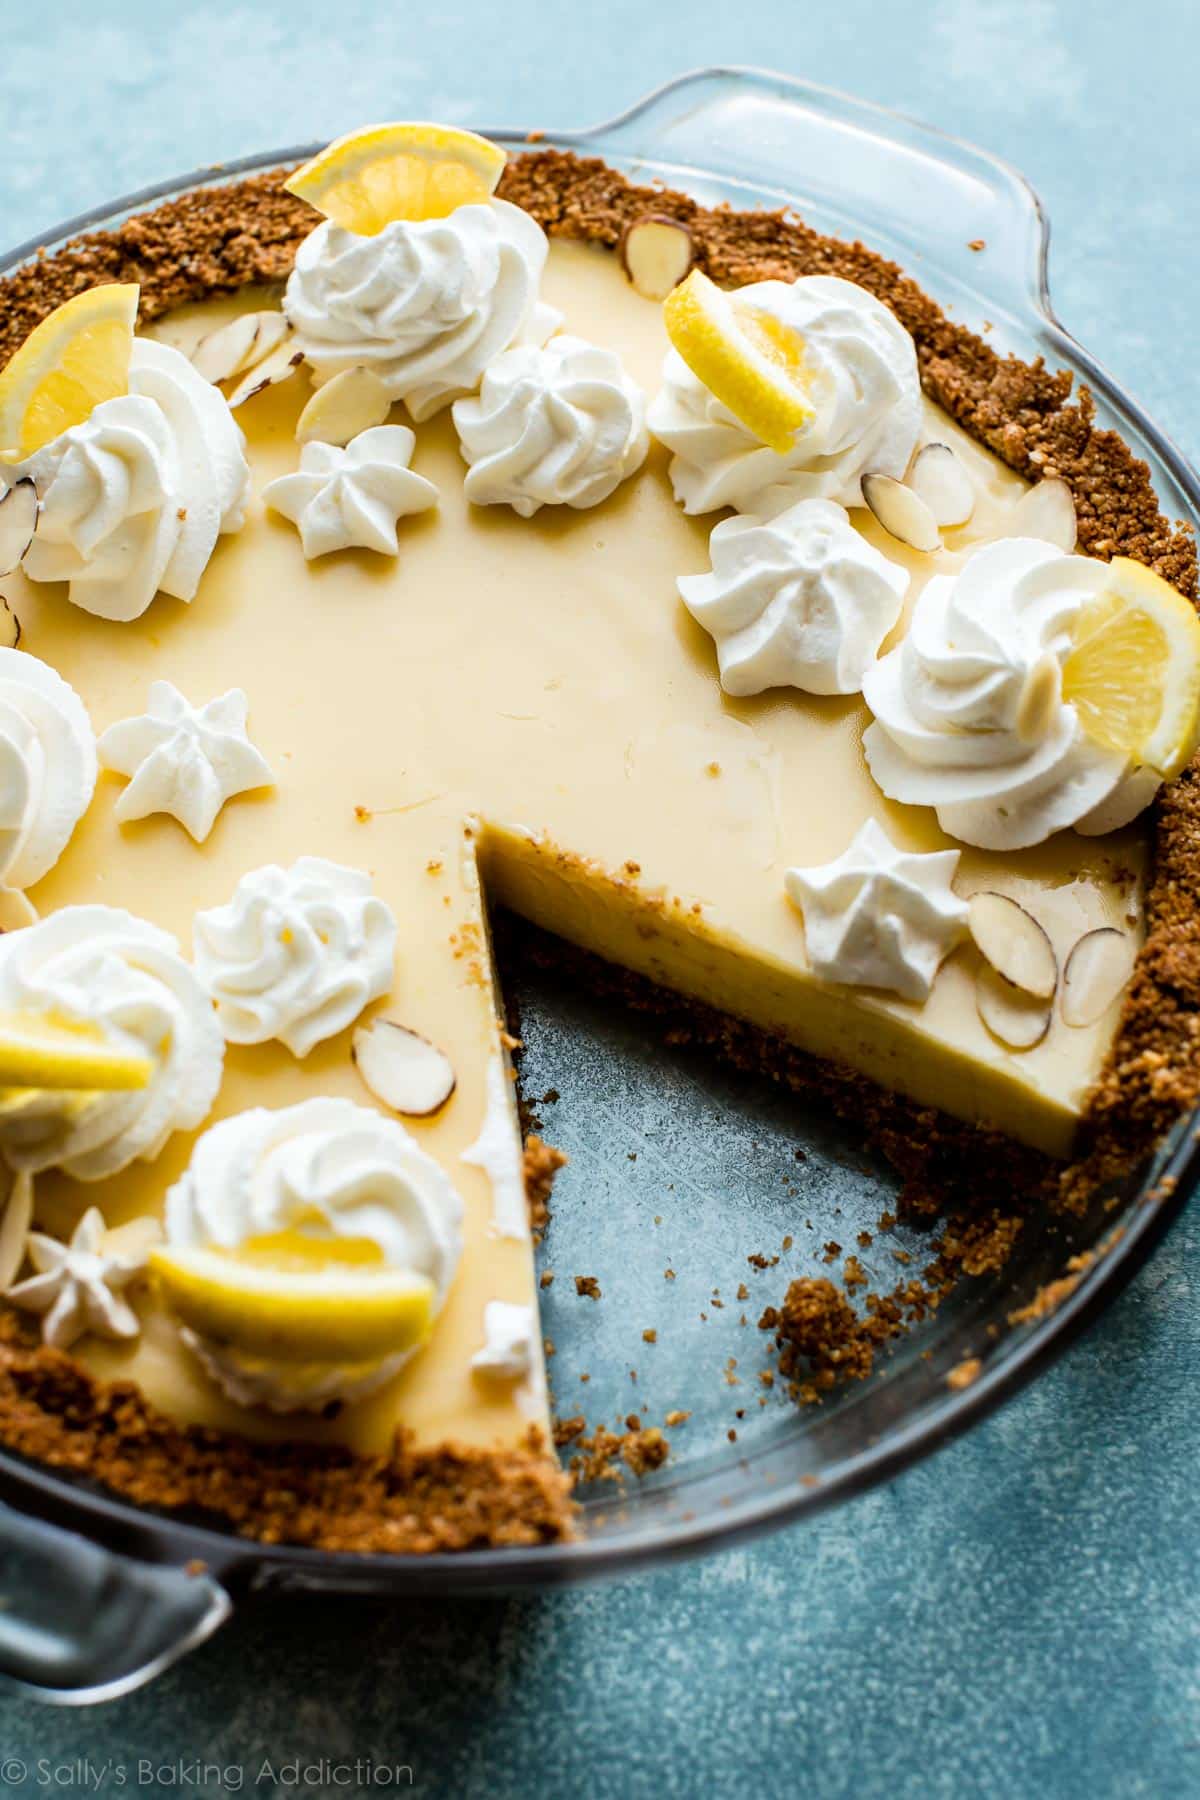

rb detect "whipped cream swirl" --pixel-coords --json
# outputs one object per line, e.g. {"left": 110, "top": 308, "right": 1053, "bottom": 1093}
{"left": 99, "top": 679, "right": 274, "bottom": 843}
{"left": 263, "top": 424, "right": 438, "bottom": 557}
{"left": 165, "top": 1098, "right": 465, "bottom": 1410}
{"left": 452, "top": 334, "right": 649, "bottom": 517}
{"left": 862, "top": 538, "right": 1158, "bottom": 850}
{"left": 193, "top": 856, "right": 397, "bottom": 1056}
{"left": 17, "top": 339, "right": 249, "bottom": 621}
{"left": 6, "top": 1206, "right": 151, "bottom": 1350}
{"left": 0, "top": 907, "right": 224, "bottom": 1180}
{"left": 785, "top": 819, "right": 968, "bottom": 1003}
{"left": 0, "top": 648, "right": 96, "bottom": 889}
{"left": 679, "top": 498, "right": 909, "bottom": 696}
{"left": 647, "top": 275, "right": 921, "bottom": 518}
{"left": 284, "top": 201, "right": 560, "bottom": 421}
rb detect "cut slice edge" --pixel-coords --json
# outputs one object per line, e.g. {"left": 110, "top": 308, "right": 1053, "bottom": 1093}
{"left": 662, "top": 268, "right": 814, "bottom": 455}
{"left": 284, "top": 122, "right": 507, "bottom": 235}
{"left": 0, "top": 283, "right": 139, "bottom": 462}
{"left": 150, "top": 1245, "right": 436, "bottom": 1363}
{"left": 1062, "top": 556, "right": 1200, "bottom": 779}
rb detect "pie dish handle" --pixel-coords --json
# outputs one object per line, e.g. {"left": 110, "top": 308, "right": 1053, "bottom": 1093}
{"left": 0, "top": 1500, "right": 230, "bottom": 1704}
{"left": 567, "top": 66, "right": 1051, "bottom": 324}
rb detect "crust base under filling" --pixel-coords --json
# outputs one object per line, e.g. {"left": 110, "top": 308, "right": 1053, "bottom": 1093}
{"left": 0, "top": 150, "right": 1196, "bottom": 1553}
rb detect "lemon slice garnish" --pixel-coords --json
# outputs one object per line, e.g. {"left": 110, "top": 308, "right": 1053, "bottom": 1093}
{"left": 284, "top": 123, "right": 507, "bottom": 236}
{"left": 0, "top": 283, "right": 139, "bottom": 462}
{"left": 150, "top": 1245, "right": 435, "bottom": 1363}
{"left": 1062, "top": 557, "right": 1200, "bottom": 779}
{"left": 0, "top": 1008, "right": 152, "bottom": 1091}
{"left": 662, "top": 268, "right": 815, "bottom": 455}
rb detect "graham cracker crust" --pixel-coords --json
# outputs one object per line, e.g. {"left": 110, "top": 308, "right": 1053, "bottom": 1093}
{"left": 0, "top": 149, "right": 1197, "bottom": 1552}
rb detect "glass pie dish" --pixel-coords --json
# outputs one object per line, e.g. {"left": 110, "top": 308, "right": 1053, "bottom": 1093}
{"left": 0, "top": 65, "right": 1197, "bottom": 1704}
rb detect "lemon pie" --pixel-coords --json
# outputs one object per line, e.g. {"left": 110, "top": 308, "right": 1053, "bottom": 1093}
{"left": 0, "top": 126, "right": 1195, "bottom": 1552}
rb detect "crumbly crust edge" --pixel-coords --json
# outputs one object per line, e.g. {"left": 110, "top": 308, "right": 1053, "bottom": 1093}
{"left": 0, "top": 147, "right": 1196, "bottom": 1551}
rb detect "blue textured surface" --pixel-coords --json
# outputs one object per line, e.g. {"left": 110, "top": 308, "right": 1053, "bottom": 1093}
{"left": 2, "top": 3, "right": 1199, "bottom": 1795}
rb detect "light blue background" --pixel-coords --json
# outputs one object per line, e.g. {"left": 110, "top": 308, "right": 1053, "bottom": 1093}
{"left": 2, "top": 2, "right": 1199, "bottom": 1794}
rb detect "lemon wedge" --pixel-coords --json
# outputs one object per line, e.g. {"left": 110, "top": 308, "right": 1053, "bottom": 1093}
{"left": 284, "top": 123, "right": 507, "bottom": 236}
{"left": 150, "top": 1245, "right": 435, "bottom": 1363}
{"left": 1062, "top": 557, "right": 1200, "bottom": 779}
{"left": 662, "top": 268, "right": 815, "bottom": 454}
{"left": 0, "top": 283, "right": 139, "bottom": 462}
{"left": 0, "top": 1009, "right": 152, "bottom": 1091}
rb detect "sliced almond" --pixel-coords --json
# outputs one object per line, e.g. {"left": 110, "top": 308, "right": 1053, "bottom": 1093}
{"left": 296, "top": 367, "right": 393, "bottom": 447}
{"left": 968, "top": 891, "right": 1057, "bottom": 999}
{"left": 0, "top": 597, "right": 21, "bottom": 652}
{"left": 0, "top": 479, "right": 37, "bottom": 578}
{"left": 975, "top": 962, "right": 1052, "bottom": 1050}
{"left": 1061, "top": 927, "right": 1136, "bottom": 1028}
{"left": 352, "top": 1019, "right": 456, "bottom": 1117}
{"left": 227, "top": 341, "right": 305, "bottom": 409}
{"left": 0, "top": 888, "right": 36, "bottom": 931}
{"left": 103, "top": 1214, "right": 164, "bottom": 1263}
{"left": 619, "top": 216, "right": 695, "bottom": 301}
{"left": 861, "top": 473, "right": 941, "bottom": 553}
{"left": 0, "top": 1169, "right": 33, "bottom": 1290}
{"left": 999, "top": 477, "right": 1077, "bottom": 553}
{"left": 908, "top": 443, "right": 975, "bottom": 528}
{"left": 1014, "top": 652, "right": 1061, "bottom": 745}
{"left": 191, "top": 311, "right": 290, "bottom": 385}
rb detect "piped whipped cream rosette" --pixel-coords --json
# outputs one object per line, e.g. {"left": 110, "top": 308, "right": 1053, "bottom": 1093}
{"left": 193, "top": 856, "right": 397, "bottom": 1056}
{"left": 0, "top": 648, "right": 96, "bottom": 890}
{"left": 679, "top": 498, "right": 909, "bottom": 697}
{"left": 263, "top": 424, "right": 438, "bottom": 558}
{"left": 862, "top": 539, "right": 1171, "bottom": 851}
{"left": 785, "top": 819, "right": 968, "bottom": 1003}
{"left": 14, "top": 338, "right": 249, "bottom": 622}
{"left": 284, "top": 202, "right": 560, "bottom": 421}
{"left": 99, "top": 679, "right": 274, "bottom": 843}
{"left": 0, "top": 907, "right": 224, "bottom": 1180}
{"left": 648, "top": 273, "right": 921, "bottom": 518}
{"left": 157, "top": 1098, "right": 465, "bottom": 1410}
{"left": 452, "top": 334, "right": 649, "bottom": 517}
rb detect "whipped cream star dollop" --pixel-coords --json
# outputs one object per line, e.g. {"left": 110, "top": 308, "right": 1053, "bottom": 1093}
{"left": 263, "top": 424, "right": 438, "bottom": 557}
{"left": 6, "top": 1206, "right": 152, "bottom": 1349}
{"left": 193, "top": 855, "right": 397, "bottom": 1056}
{"left": 165, "top": 1098, "right": 465, "bottom": 1410}
{"left": 0, "top": 907, "right": 224, "bottom": 1179}
{"left": 452, "top": 334, "right": 649, "bottom": 517}
{"left": 648, "top": 275, "right": 921, "bottom": 518}
{"left": 471, "top": 1300, "right": 536, "bottom": 1381}
{"left": 98, "top": 679, "right": 274, "bottom": 843}
{"left": 862, "top": 538, "right": 1160, "bottom": 850}
{"left": 678, "top": 498, "right": 909, "bottom": 696}
{"left": 15, "top": 338, "right": 249, "bottom": 621}
{"left": 284, "top": 201, "right": 560, "bottom": 421}
{"left": 0, "top": 648, "right": 96, "bottom": 889}
{"left": 785, "top": 818, "right": 968, "bottom": 1002}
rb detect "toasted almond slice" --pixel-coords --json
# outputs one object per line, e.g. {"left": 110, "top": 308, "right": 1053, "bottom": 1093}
{"left": 968, "top": 892, "right": 1057, "bottom": 999}
{"left": 975, "top": 962, "right": 1053, "bottom": 1050}
{"left": 0, "top": 1168, "right": 32, "bottom": 1290}
{"left": 103, "top": 1214, "right": 164, "bottom": 1262}
{"left": 352, "top": 1019, "right": 457, "bottom": 1116}
{"left": 0, "top": 889, "right": 36, "bottom": 931}
{"left": 1061, "top": 927, "right": 1136, "bottom": 1028}
{"left": 619, "top": 216, "right": 695, "bottom": 301}
{"left": 227, "top": 341, "right": 305, "bottom": 409}
{"left": 191, "top": 311, "right": 290, "bottom": 385}
{"left": 1000, "top": 476, "right": 1077, "bottom": 552}
{"left": 908, "top": 443, "right": 975, "bottom": 528}
{"left": 296, "top": 367, "right": 393, "bottom": 447}
{"left": 0, "top": 597, "right": 21, "bottom": 652}
{"left": 0, "top": 480, "right": 37, "bottom": 578}
{"left": 861, "top": 472, "right": 941, "bottom": 553}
